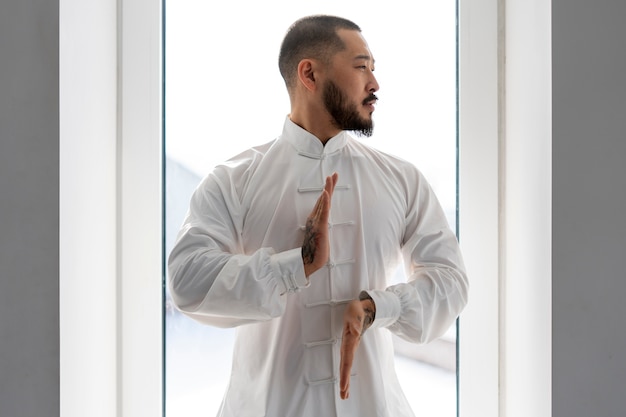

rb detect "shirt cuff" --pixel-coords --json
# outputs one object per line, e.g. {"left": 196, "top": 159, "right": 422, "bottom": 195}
{"left": 270, "top": 247, "right": 309, "bottom": 295}
{"left": 362, "top": 288, "right": 401, "bottom": 329}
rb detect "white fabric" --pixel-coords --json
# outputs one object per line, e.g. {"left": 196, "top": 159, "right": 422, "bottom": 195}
{"left": 168, "top": 117, "right": 469, "bottom": 417}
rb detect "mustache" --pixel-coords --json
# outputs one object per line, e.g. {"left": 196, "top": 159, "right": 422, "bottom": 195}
{"left": 362, "top": 94, "right": 378, "bottom": 105}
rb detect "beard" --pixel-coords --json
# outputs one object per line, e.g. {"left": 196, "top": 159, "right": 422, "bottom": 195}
{"left": 322, "top": 80, "right": 376, "bottom": 137}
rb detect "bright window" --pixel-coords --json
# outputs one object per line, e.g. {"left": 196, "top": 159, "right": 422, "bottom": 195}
{"left": 164, "top": 1, "right": 459, "bottom": 416}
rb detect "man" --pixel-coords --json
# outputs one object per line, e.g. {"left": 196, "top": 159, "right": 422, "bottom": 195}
{"left": 168, "top": 14, "right": 468, "bottom": 417}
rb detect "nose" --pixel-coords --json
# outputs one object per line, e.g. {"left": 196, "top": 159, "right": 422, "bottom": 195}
{"left": 368, "top": 72, "right": 379, "bottom": 93}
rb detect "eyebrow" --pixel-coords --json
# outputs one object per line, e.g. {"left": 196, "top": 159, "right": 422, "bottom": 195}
{"left": 353, "top": 54, "right": 375, "bottom": 64}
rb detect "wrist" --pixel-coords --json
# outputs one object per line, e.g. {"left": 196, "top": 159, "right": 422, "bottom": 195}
{"left": 358, "top": 292, "right": 376, "bottom": 332}
{"left": 359, "top": 291, "right": 376, "bottom": 310}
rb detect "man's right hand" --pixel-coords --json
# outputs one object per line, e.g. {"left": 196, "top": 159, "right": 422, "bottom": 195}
{"left": 302, "top": 173, "right": 338, "bottom": 277}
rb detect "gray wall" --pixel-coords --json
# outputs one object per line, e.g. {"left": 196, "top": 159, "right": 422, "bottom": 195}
{"left": 0, "top": 0, "right": 59, "bottom": 416}
{"left": 1, "top": 1, "right": 625, "bottom": 416}
{"left": 552, "top": 1, "right": 626, "bottom": 416}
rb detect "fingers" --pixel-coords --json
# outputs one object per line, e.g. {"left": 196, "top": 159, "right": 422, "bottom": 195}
{"left": 317, "top": 173, "right": 338, "bottom": 224}
{"left": 339, "top": 300, "right": 364, "bottom": 400}
{"left": 313, "top": 189, "right": 328, "bottom": 219}
{"left": 339, "top": 320, "right": 361, "bottom": 399}
{"left": 309, "top": 173, "right": 337, "bottom": 219}
{"left": 325, "top": 172, "right": 339, "bottom": 198}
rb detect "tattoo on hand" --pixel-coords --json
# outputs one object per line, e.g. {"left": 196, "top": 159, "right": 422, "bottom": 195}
{"left": 302, "top": 218, "right": 316, "bottom": 265}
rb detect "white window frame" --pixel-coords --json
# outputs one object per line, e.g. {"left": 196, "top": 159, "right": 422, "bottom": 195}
{"left": 458, "top": 1, "right": 551, "bottom": 416}
{"left": 60, "top": 0, "right": 163, "bottom": 415}
{"left": 59, "top": 0, "right": 551, "bottom": 416}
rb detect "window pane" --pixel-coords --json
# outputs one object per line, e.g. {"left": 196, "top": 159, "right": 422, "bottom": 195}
{"left": 165, "top": 2, "right": 457, "bottom": 415}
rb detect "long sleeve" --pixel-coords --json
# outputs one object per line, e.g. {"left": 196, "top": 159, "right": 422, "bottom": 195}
{"left": 167, "top": 162, "right": 308, "bottom": 328}
{"left": 167, "top": 120, "right": 468, "bottom": 416}
{"left": 363, "top": 169, "right": 469, "bottom": 344}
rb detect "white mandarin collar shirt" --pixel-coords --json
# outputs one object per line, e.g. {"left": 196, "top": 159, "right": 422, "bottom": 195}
{"left": 168, "top": 117, "right": 468, "bottom": 417}
{"left": 282, "top": 117, "right": 349, "bottom": 157}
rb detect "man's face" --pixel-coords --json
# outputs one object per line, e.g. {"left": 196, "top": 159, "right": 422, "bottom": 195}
{"left": 322, "top": 29, "right": 379, "bottom": 137}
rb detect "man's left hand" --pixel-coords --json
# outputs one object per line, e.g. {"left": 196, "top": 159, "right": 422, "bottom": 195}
{"left": 339, "top": 297, "right": 376, "bottom": 399}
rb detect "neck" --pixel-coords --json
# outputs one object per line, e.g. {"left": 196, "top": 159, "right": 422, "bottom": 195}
{"left": 289, "top": 110, "right": 340, "bottom": 144}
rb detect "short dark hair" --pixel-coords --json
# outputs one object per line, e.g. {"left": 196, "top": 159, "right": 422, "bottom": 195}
{"left": 278, "top": 15, "right": 361, "bottom": 90}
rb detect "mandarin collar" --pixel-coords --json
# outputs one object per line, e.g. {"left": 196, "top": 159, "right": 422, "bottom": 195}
{"left": 281, "top": 116, "right": 348, "bottom": 159}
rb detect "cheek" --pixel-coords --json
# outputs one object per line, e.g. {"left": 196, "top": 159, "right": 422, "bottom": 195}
{"left": 345, "top": 79, "right": 364, "bottom": 95}
{"left": 333, "top": 72, "right": 361, "bottom": 93}
{"left": 342, "top": 83, "right": 364, "bottom": 105}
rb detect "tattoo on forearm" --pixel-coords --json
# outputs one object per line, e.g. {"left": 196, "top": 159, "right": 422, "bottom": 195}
{"left": 362, "top": 306, "right": 375, "bottom": 332}
{"left": 358, "top": 294, "right": 376, "bottom": 334}
{"left": 302, "top": 218, "right": 316, "bottom": 265}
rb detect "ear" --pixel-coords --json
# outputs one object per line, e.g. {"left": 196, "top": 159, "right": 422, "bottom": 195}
{"left": 297, "top": 59, "right": 319, "bottom": 92}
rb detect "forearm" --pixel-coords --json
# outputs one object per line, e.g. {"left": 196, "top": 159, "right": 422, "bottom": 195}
{"left": 169, "top": 243, "right": 307, "bottom": 327}
{"left": 364, "top": 263, "right": 468, "bottom": 343}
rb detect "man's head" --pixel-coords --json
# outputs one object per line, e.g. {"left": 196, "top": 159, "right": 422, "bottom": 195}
{"left": 278, "top": 15, "right": 361, "bottom": 91}
{"left": 279, "top": 15, "right": 379, "bottom": 139}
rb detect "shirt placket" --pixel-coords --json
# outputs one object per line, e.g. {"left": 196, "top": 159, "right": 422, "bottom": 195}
{"left": 297, "top": 150, "right": 359, "bottom": 410}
